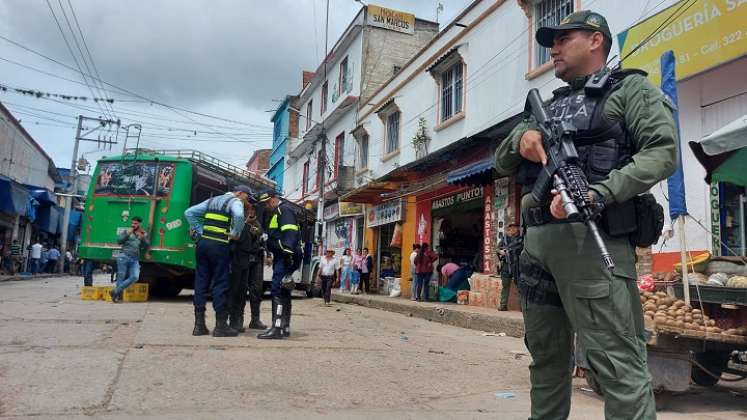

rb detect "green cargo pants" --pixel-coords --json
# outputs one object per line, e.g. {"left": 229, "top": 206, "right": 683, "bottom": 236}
{"left": 521, "top": 221, "right": 656, "bottom": 420}
{"left": 499, "top": 275, "right": 512, "bottom": 310}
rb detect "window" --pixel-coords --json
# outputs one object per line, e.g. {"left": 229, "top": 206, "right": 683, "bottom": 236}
{"left": 359, "top": 134, "right": 369, "bottom": 169}
{"left": 302, "top": 160, "right": 310, "bottom": 195}
{"left": 305, "top": 100, "right": 313, "bottom": 130}
{"left": 534, "top": 0, "right": 574, "bottom": 66}
{"left": 339, "top": 56, "right": 349, "bottom": 95}
{"left": 333, "top": 132, "right": 344, "bottom": 178}
{"left": 321, "top": 82, "right": 328, "bottom": 115}
{"left": 440, "top": 62, "right": 464, "bottom": 122}
{"left": 385, "top": 112, "right": 400, "bottom": 155}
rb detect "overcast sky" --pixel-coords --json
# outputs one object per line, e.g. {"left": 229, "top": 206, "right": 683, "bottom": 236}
{"left": 0, "top": 0, "right": 471, "bottom": 170}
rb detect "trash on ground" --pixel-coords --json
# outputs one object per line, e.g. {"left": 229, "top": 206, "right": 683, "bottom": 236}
{"left": 400, "top": 335, "right": 408, "bottom": 341}
{"left": 495, "top": 392, "right": 515, "bottom": 399}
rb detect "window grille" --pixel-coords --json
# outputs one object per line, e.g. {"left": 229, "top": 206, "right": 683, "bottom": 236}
{"left": 534, "top": 0, "right": 574, "bottom": 66}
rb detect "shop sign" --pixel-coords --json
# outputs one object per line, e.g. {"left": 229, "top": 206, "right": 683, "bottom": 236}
{"left": 339, "top": 201, "right": 364, "bottom": 217}
{"left": 323, "top": 202, "right": 339, "bottom": 221}
{"left": 483, "top": 185, "right": 493, "bottom": 273}
{"left": 618, "top": 0, "right": 747, "bottom": 86}
{"left": 494, "top": 177, "right": 510, "bottom": 209}
{"left": 710, "top": 181, "right": 722, "bottom": 256}
{"left": 367, "top": 199, "right": 405, "bottom": 227}
{"left": 326, "top": 217, "right": 355, "bottom": 252}
{"left": 415, "top": 199, "right": 432, "bottom": 244}
{"left": 432, "top": 187, "right": 484, "bottom": 210}
{"left": 367, "top": 4, "right": 415, "bottom": 35}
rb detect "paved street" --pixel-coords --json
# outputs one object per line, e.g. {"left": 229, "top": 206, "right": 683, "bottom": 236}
{"left": 1, "top": 275, "right": 745, "bottom": 419}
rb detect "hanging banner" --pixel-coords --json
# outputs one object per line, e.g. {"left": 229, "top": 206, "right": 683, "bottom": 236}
{"left": 618, "top": 0, "right": 747, "bottom": 86}
{"left": 483, "top": 184, "right": 493, "bottom": 274}
{"left": 710, "top": 182, "right": 722, "bottom": 256}
{"left": 367, "top": 4, "right": 415, "bottom": 34}
{"left": 415, "top": 199, "right": 432, "bottom": 245}
{"left": 661, "top": 50, "right": 689, "bottom": 221}
{"left": 367, "top": 199, "right": 405, "bottom": 227}
{"left": 494, "top": 177, "right": 510, "bottom": 209}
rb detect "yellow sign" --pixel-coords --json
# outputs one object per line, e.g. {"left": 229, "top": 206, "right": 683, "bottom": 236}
{"left": 367, "top": 4, "right": 415, "bottom": 35}
{"left": 618, "top": 0, "right": 747, "bottom": 86}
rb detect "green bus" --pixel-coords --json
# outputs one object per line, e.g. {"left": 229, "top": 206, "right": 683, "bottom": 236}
{"left": 79, "top": 148, "right": 314, "bottom": 297}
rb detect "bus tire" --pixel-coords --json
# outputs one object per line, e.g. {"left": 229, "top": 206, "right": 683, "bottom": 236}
{"left": 150, "top": 279, "right": 183, "bottom": 299}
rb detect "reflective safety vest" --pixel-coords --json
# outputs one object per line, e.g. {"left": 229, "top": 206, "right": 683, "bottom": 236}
{"left": 266, "top": 204, "right": 300, "bottom": 254}
{"left": 202, "top": 196, "right": 237, "bottom": 243}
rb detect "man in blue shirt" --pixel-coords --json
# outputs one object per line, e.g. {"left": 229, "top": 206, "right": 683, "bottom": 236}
{"left": 46, "top": 246, "right": 60, "bottom": 273}
{"left": 184, "top": 185, "right": 250, "bottom": 337}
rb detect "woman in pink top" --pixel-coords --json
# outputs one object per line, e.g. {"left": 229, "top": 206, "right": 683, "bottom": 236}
{"left": 351, "top": 248, "right": 363, "bottom": 294}
{"left": 414, "top": 243, "right": 438, "bottom": 301}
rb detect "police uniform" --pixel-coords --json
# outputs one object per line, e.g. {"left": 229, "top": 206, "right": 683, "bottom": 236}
{"left": 494, "top": 11, "right": 677, "bottom": 420}
{"left": 257, "top": 191, "right": 301, "bottom": 340}
{"left": 227, "top": 213, "right": 266, "bottom": 332}
{"left": 498, "top": 232, "right": 522, "bottom": 310}
{"left": 184, "top": 189, "right": 247, "bottom": 337}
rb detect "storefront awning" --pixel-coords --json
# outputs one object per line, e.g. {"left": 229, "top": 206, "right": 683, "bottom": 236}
{"left": 0, "top": 175, "right": 30, "bottom": 216}
{"left": 29, "top": 188, "right": 57, "bottom": 206}
{"left": 446, "top": 157, "right": 495, "bottom": 186}
{"left": 689, "top": 114, "right": 747, "bottom": 186}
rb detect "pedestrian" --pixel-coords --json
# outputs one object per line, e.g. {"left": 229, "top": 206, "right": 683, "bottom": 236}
{"left": 184, "top": 185, "right": 250, "bottom": 337}
{"left": 359, "top": 247, "right": 373, "bottom": 294}
{"left": 81, "top": 259, "right": 96, "bottom": 287}
{"left": 414, "top": 243, "right": 438, "bottom": 301}
{"left": 40, "top": 244, "right": 49, "bottom": 273}
{"left": 46, "top": 245, "right": 60, "bottom": 273}
{"left": 109, "top": 216, "right": 150, "bottom": 303}
{"left": 29, "top": 241, "right": 43, "bottom": 275}
{"left": 64, "top": 250, "right": 73, "bottom": 273}
{"left": 494, "top": 10, "right": 676, "bottom": 419}
{"left": 497, "top": 223, "right": 522, "bottom": 311}
{"left": 227, "top": 199, "right": 266, "bottom": 333}
{"left": 409, "top": 244, "right": 420, "bottom": 301}
{"left": 256, "top": 190, "right": 301, "bottom": 340}
{"left": 352, "top": 248, "right": 363, "bottom": 293}
{"left": 338, "top": 248, "right": 353, "bottom": 293}
{"left": 10, "top": 240, "right": 22, "bottom": 274}
{"left": 317, "top": 249, "right": 338, "bottom": 305}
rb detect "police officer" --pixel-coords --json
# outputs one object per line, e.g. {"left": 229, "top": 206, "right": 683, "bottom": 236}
{"left": 184, "top": 185, "right": 251, "bottom": 337}
{"left": 497, "top": 223, "right": 522, "bottom": 311}
{"left": 227, "top": 200, "right": 267, "bottom": 333}
{"left": 256, "top": 190, "right": 301, "bottom": 340}
{"left": 494, "top": 11, "right": 676, "bottom": 420}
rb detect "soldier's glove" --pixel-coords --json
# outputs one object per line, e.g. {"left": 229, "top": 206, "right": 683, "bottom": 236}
{"left": 281, "top": 274, "right": 295, "bottom": 291}
{"left": 189, "top": 229, "right": 201, "bottom": 242}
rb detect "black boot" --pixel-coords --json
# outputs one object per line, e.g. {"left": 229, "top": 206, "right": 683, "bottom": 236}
{"left": 248, "top": 300, "right": 266, "bottom": 330}
{"left": 192, "top": 308, "right": 209, "bottom": 336}
{"left": 212, "top": 311, "right": 238, "bottom": 337}
{"left": 282, "top": 296, "right": 292, "bottom": 338}
{"left": 257, "top": 296, "right": 284, "bottom": 339}
{"left": 229, "top": 313, "right": 245, "bottom": 333}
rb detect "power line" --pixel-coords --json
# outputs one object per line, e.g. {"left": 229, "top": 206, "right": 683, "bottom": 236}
{"left": 45, "top": 0, "right": 111, "bottom": 120}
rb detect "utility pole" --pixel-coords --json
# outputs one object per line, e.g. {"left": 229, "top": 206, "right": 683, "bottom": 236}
{"left": 59, "top": 115, "right": 119, "bottom": 272}
{"left": 316, "top": 0, "right": 330, "bottom": 252}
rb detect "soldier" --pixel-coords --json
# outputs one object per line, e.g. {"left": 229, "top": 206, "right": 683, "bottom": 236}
{"left": 227, "top": 199, "right": 267, "bottom": 333}
{"left": 497, "top": 223, "right": 522, "bottom": 311}
{"left": 494, "top": 11, "right": 676, "bottom": 420}
{"left": 256, "top": 190, "right": 301, "bottom": 340}
{"left": 184, "top": 185, "right": 251, "bottom": 337}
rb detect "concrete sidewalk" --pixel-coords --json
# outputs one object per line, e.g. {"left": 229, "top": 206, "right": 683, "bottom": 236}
{"left": 0, "top": 272, "right": 70, "bottom": 282}
{"left": 332, "top": 291, "right": 525, "bottom": 338}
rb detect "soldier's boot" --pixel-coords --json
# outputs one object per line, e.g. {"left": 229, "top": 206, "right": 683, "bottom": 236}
{"left": 212, "top": 311, "right": 238, "bottom": 337}
{"left": 192, "top": 308, "right": 209, "bottom": 336}
{"left": 229, "top": 311, "right": 245, "bottom": 333}
{"left": 282, "top": 296, "right": 292, "bottom": 338}
{"left": 257, "top": 296, "right": 284, "bottom": 339}
{"left": 248, "top": 300, "right": 266, "bottom": 330}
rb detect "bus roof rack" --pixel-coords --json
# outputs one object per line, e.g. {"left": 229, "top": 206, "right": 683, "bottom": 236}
{"left": 123, "top": 148, "right": 276, "bottom": 190}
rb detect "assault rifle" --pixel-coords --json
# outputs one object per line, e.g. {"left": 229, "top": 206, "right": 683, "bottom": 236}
{"left": 524, "top": 88, "right": 615, "bottom": 271}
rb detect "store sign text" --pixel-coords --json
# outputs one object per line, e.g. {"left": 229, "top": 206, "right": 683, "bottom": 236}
{"left": 367, "top": 199, "right": 404, "bottom": 227}
{"left": 432, "top": 187, "right": 484, "bottom": 210}
{"left": 367, "top": 4, "right": 415, "bottom": 34}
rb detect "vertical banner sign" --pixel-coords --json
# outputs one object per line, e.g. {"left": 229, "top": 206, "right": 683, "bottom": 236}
{"left": 661, "top": 50, "right": 688, "bottom": 221}
{"left": 710, "top": 182, "right": 722, "bottom": 256}
{"left": 483, "top": 184, "right": 493, "bottom": 274}
{"left": 415, "top": 199, "right": 432, "bottom": 245}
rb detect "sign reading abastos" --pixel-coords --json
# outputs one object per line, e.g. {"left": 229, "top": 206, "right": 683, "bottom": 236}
{"left": 367, "top": 4, "right": 415, "bottom": 35}
{"left": 618, "top": 0, "right": 747, "bottom": 86}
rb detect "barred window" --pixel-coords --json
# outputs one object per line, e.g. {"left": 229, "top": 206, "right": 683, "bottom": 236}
{"left": 534, "top": 0, "right": 574, "bottom": 66}
{"left": 440, "top": 62, "right": 463, "bottom": 122}
{"left": 386, "top": 112, "right": 400, "bottom": 155}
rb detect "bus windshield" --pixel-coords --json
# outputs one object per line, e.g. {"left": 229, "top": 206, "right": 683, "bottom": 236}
{"left": 94, "top": 162, "right": 175, "bottom": 197}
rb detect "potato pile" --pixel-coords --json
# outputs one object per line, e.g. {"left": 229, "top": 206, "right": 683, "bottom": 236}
{"left": 639, "top": 291, "right": 747, "bottom": 336}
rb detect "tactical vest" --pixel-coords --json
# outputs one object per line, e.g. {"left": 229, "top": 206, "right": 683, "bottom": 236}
{"left": 201, "top": 196, "right": 237, "bottom": 243}
{"left": 266, "top": 204, "right": 300, "bottom": 254}
{"left": 516, "top": 69, "right": 645, "bottom": 200}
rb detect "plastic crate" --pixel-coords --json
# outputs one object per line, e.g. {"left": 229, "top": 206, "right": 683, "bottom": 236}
{"left": 123, "top": 283, "right": 149, "bottom": 302}
{"left": 80, "top": 286, "right": 101, "bottom": 301}
{"left": 100, "top": 285, "right": 114, "bottom": 301}
{"left": 673, "top": 284, "right": 747, "bottom": 306}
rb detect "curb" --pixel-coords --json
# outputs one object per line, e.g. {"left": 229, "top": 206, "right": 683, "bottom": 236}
{"left": 332, "top": 292, "right": 525, "bottom": 338}
{"left": 0, "top": 273, "right": 69, "bottom": 283}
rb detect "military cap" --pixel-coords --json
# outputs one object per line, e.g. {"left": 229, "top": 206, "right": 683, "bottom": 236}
{"left": 536, "top": 10, "right": 612, "bottom": 48}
